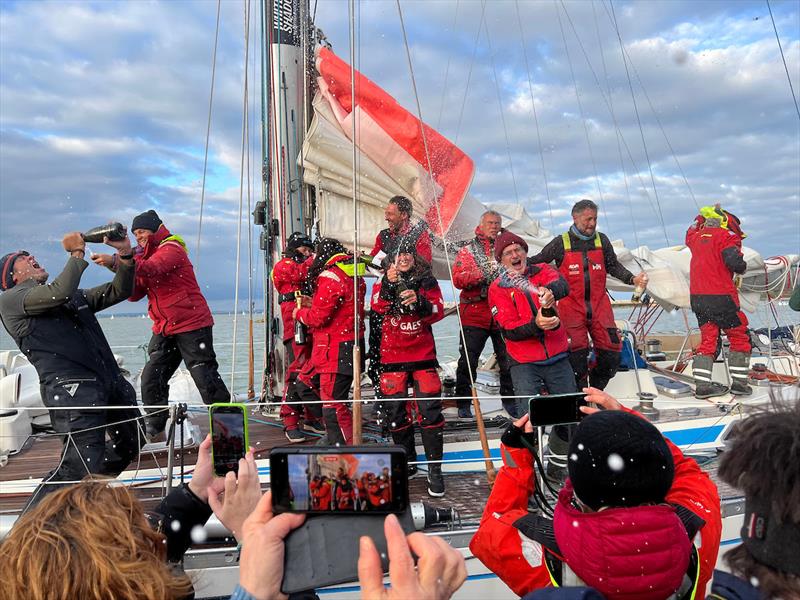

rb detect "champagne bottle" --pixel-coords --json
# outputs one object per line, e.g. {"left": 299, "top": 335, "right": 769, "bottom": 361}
{"left": 396, "top": 279, "right": 417, "bottom": 313}
{"left": 82, "top": 222, "right": 126, "bottom": 243}
{"left": 294, "top": 291, "right": 308, "bottom": 344}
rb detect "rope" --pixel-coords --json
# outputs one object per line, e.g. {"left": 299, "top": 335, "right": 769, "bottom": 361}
{"left": 515, "top": 0, "right": 556, "bottom": 232}
{"left": 195, "top": 0, "right": 222, "bottom": 269}
{"left": 435, "top": 0, "right": 460, "bottom": 130}
{"left": 766, "top": 0, "right": 800, "bottom": 122}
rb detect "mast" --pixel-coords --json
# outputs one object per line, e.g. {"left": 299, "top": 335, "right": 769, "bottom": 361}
{"left": 257, "top": 0, "right": 309, "bottom": 400}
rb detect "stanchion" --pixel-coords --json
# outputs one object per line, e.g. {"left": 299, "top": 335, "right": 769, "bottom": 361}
{"left": 471, "top": 386, "right": 496, "bottom": 485}
{"left": 352, "top": 344, "right": 363, "bottom": 444}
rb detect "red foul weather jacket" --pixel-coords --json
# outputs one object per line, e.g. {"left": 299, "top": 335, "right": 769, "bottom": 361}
{"left": 452, "top": 227, "right": 500, "bottom": 329}
{"left": 685, "top": 223, "right": 747, "bottom": 315}
{"left": 487, "top": 264, "right": 569, "bottom": 364}
{"left": 271, "top": 254, "right": 313, "bottom": 342}
{"left": 469, "top": 408, "right": 721, "bottom": 599}
{"left": 129, "top": 225, "right": 214, "bottom": 336}
{"left": 295, "top": 254, "right": 366, "bottom": 375}
{"left": 370, "top": 273, "right": 444, "bottom": 371}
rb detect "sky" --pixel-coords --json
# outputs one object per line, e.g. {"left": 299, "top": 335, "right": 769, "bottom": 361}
{"left": 1, "top": 0, "right": 798, "bottom": 312}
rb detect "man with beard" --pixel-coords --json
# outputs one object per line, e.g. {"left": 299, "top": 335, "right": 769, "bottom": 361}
{"left": 0, "top": 232, "right": 141, "bottom": 510}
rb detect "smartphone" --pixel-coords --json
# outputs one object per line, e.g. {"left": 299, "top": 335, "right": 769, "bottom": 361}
{"left": 528, "top": 392, "right": 588, "bottom": 427}
{"left": 209, "top": 403, "right": 249, "bottom": 476}
{"left": 269, "top": 446, "right": 408, "bottom": 514}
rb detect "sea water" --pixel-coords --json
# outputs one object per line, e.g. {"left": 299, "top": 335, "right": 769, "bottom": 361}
{"left": 1, "top": 305, "right": 796, "bottom": 397}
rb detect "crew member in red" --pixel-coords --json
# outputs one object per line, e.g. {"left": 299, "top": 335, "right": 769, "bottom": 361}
{"left": 367, "top": 195, "right": 433, "bottom": 388}
{"left": 371, "top": 249, "right": 447, "bottom": 497}
{"left": 528, "top": 199, "right": 648, "bottom": 392}
{"left": 294, "top": 238, "right": 366, "bottom": 446}
{"left": 452, "top": 210, "right": 515, "bottom": 419}
{"left": 469, "top": 388, "right": 721, "bottom": 599}
{"left": 271, "top": 232, "right": 323, "bottom": 442}
{"left": 316, "top": 476, "right": 332, "bottom": 511}
{"left": 489, "top": 230, "right": 575, "bottom": 482}
{"left": 686, "top": 205, "right": 750, "bottom": 399}
{"left": 335, "top": 474, "right": 356, "bottom": 511}
{"left": 309, "top": 475, "right": 322, "bottom": 510}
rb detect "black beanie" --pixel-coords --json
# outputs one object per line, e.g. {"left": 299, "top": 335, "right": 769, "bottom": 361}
{"left": 1, "top": 251, "right": 29, "bottom": 291}
{"left": 132, "top": 210, "right": 163, "bottom": 233}
{"left": 568, "top": 410, "right": 674, "bottom": 511}
{"left": 286, "top": 231, "right": 314, "bottom": 253}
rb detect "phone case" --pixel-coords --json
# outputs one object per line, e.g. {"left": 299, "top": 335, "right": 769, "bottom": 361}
{"left": 209, "top": 403, "right": 249, "bottom": 475}
{"left": 281, "top": 510, "right": 415, "bottom": 594}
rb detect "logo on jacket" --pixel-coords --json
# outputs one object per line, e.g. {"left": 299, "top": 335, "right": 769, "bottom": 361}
{"left": 568, "top": 263, "right": 580, "bottom": 273}
{"left": 591, "top": 263, "right": 602, "bottom": 271}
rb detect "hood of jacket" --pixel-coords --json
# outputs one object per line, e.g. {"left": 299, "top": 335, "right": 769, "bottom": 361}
{"left": 553, "top": 481, "right": 692, "bottom": 600}
{"left": 141, "top": 225, "right": 184, "bottom": 260}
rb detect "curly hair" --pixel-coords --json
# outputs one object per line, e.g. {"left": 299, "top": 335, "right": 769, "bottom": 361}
{"left": 0, "top": 480, "right": 193, "bottom": 600}
{"left": 717, "top": 391, "right": 800, "bottom": 598}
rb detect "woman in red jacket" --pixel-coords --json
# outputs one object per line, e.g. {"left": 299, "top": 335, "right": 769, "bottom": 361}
{"left": 370, "top": 250, "right": 446, "bottom": 497}
{"left": 469, "top": 388, "right": 721, "bottom": 600}
{"left": 294, "top": 238, "right": 366, "bottom": 446}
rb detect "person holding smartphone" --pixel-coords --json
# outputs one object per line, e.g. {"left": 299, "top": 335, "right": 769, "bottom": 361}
{"left": 488, "top": 231, "right": 576, "bottom": 482}
{"left": 370, "top": 248, "right": 447, "bottom": 497}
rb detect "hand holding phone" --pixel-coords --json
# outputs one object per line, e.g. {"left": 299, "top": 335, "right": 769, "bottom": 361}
{"left": 209, "top": 403, "right": 249, "bottom": 476}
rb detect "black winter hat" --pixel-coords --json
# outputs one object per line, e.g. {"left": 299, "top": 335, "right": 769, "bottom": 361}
{"left": 131, "top": 210, "right": 163, "bottom": 233}
{"left": 286, "top": 231, "right": 314, "bottom": 253}
{"left": 1, "top": 251, "right": 29, "bottom": 291}
{"left": 568, "top": 410, "right": 674, "bottom": 511}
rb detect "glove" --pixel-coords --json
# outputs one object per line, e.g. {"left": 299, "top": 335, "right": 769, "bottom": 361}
{"left": 500, "top": 422, "right": 538, "bottom": 450}
{"left": 62, "top": 232, "right": 85, "bottom": 253}
{"left": 693, "top": 214, "right": 706, "bottom": 228}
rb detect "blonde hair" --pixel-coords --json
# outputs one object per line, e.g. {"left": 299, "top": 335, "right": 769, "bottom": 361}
{"left": 0, "top": 479, "right": 193, "bottom": 600}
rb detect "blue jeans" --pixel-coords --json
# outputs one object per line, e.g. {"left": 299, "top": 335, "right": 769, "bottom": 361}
{"left": 510, "top": 356, "right": 578, "bottom": 464}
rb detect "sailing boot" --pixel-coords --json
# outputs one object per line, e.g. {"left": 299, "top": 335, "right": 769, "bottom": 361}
{"left": 728, "top": 351, "right": 753, "bottom": 396}
{"left": 421, "top": 426, "right": 445, "bottom": 497}
{"left": 391, "top": 427, "right": 419, "bottom": 477}
{"left": 693, "top": 354, "right": 728, "bottom": 399}
{"left": 321, "top": 408, "right": 346, "bottom": 446}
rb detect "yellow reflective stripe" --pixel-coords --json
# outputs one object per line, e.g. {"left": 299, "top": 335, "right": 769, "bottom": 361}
{"left": 544, "top": 557, "right": 559, "bottom": 587}
{"left": 561, "top": 232, "right": 571, "bottom": 252}
{"left": 594, "top": 233, "right": 602, "bottom": 249}
{"left": 687, "top": 546, "right": 700, "bottom": 600}
{"left": 337, "top": 261, "right": 366, "bottom": 277}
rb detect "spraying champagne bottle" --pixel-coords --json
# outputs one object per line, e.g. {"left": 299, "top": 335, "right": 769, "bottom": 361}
{"left": 538, "top": 289, "right": 557, "bottom": 318}
{"left": 396, "top": 279, "right": 417, "bottom": 314}
{"left": 82, "top": 222, "right": 126, "bottom": 243}
{"left": 294, "top": 291, "right": 308, "bottom": 344}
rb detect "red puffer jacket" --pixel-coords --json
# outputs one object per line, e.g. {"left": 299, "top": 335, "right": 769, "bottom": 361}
{"left": 370, "top": 275, "right": 444, "bottom": 370}
{"left": 271, "top": 254, "right": 313, "bottom": 341}
{"left": 452, "top": 227, "right": 499, "bottom": 329}
{"left": 487, "top": 263, "right": 569, "bottom": 364}
{"left": 469, "top": 407, "right": 721, "bottom": 599}
{"left": 129, "top": 226, "right": 213, "bottom": 336}
{"left": 295, "top": 254, "right": 366, "bottom": 375}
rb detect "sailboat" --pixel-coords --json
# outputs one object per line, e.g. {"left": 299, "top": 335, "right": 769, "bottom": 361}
{"left": 1, "top": 1, "right": 799, "bottom": 598}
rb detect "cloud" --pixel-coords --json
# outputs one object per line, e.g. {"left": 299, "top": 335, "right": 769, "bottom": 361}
{"left": 1, "top": 0, "right": 798, "bottom": 317}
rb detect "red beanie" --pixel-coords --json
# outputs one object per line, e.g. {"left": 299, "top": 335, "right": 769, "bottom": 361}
{"left": 494, "top": 230, "right": 528, "bottom": 262}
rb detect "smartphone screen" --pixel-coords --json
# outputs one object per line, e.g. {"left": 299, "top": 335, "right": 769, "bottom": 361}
{"left": 528, "top": 392, "right": 588, "bottom": 427}
{"left": 210, "top": 403, "right": 248, "bottom": 476}
{"left": 270, "top": 447, "right": 408, "bottom": 514}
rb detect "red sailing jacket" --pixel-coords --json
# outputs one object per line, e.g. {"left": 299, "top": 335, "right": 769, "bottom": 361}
{"left": 370, "top": 275, "right": 444, "bottom": 370}
{"left": 452, "top": 227, "right": 500, "bottom": 329}
{"left": 335, "top": 481, "right": 356, "bottom": 510}
{"left": 129, "top": 225, "right": 213, "bottom": 336}
{"left": 558, "top": 232, "right": 614, "bottom": 325}
{"left": 487, "top": 264, "right": 569, "bottom": 364}
{"left": 469, "top": 407, "right": 721, "bottom": 599}
{"left": 271, "top": 255, "right": 313, "bottom": 342}
{"left": 370, "top": 223, "right": 433, "bottom": 262}
{"left": 295, "top": 254, "right": 366, "bottom": 375}
{"left": 685, "top": 224, "right": 746, "bottom": 300}
{"left": 317, "top": 480, "right": 332, "bottom": 511}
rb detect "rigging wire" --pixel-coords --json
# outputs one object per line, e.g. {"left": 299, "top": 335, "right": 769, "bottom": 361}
{"left": 453, "top": 0, "right": 487, "bottom": 145}
{"left": 554, "top": 0, "right": 611, "bottom": 236}
{"left": 590, "top": 0, "right": 639, "bottom": 248}
{"left": 349, "top": 0, "right": 361, "bottom": 351}
{"left": 195, "top": 0, "right": 222, "bottom": 269}
{"left": 483, "top": 16, "right": 520, "bottom": 204}
{"left": 231, "top": 0, "right": 253, "bottom": 395}
{"left": 435, "top": 0, "right": 460, "bottom": 130}
{"left": 515, "top": 0, "right": 556, "bottom": 232}
{"left": 766, "top": 0, "right": 800, "bottom": 122}
{"left": 609, "top": 0, "right": 670, "bottom": 246}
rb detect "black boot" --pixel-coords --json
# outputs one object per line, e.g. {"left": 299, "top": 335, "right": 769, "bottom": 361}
{"left": 391, "top": 427, "right": 418, "bottom": 476}
{"left": 421, "top": 427, "right": 445, "bottom": 497}
{"left": 693, "top": 355, "right": 728, "bottom": 399}
{"left": 728, "top": 351, "right": 753, "bottom": 396}
{"left": 321, "top": 408, "right": 346, "bottom": 446}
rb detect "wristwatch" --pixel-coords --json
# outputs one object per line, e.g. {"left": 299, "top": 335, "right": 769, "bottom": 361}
{"left": 119, "top": 252, "right": 134, "bottom": 260}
